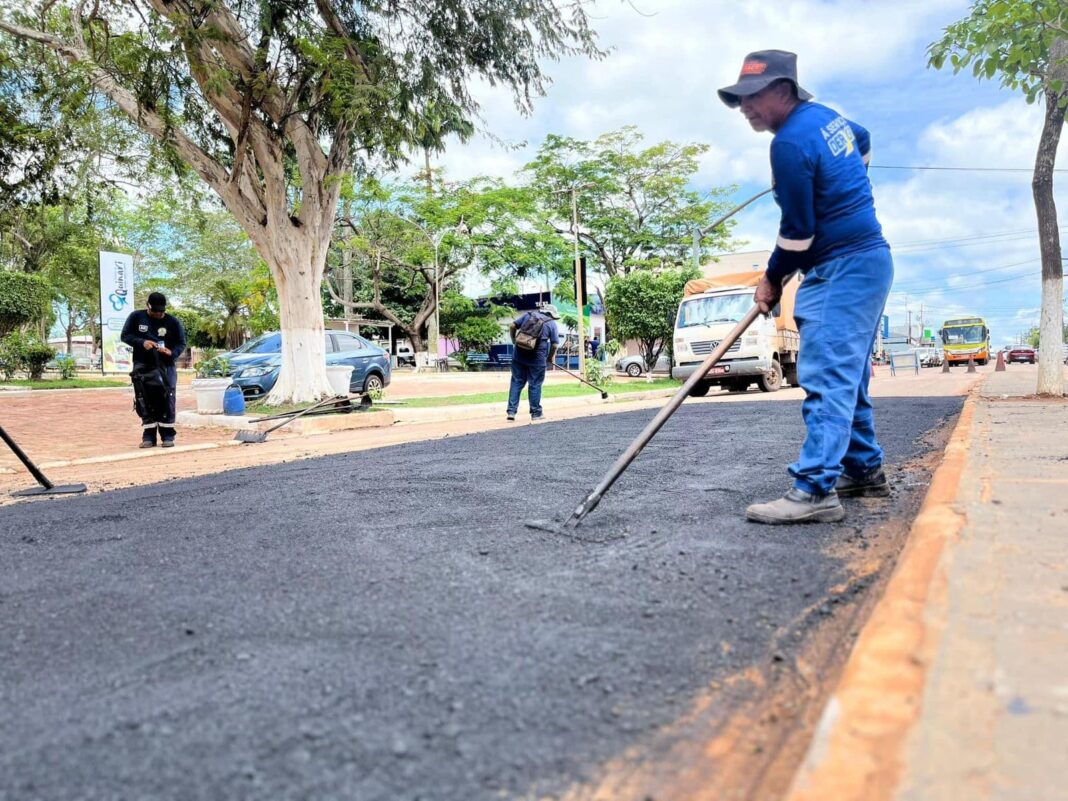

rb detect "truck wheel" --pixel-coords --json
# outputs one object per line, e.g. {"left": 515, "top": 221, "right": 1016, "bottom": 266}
{"left": 758, "top": 359, "right": 783, "bottom": 393}
{"left": 688, "top": 381, "right": 712, "bottom": 397}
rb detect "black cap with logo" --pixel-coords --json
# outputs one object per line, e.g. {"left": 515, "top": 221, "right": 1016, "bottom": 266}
{"left": 717, "top": 49, "right": 814, "bottom": 108}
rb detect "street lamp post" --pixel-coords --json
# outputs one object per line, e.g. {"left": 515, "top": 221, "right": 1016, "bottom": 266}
{"left": 554, "top": 184, "right": 594, "bottom": 376}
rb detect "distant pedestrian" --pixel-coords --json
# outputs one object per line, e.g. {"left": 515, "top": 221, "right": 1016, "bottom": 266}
{"left": 121, "top": 292, "right": 186, "bottom": 448}
{"left": 507, "top": 305, "right": 560, "bottom": 422}
{"left": 717, "top": 50, "right": 893, "bottom": 524}
{"left": 589, "top": 336, "right": 601, "bottom": 360}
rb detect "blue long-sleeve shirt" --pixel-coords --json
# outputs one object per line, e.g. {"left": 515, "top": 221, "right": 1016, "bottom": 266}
{"left": 765, "top": 101, "right": 887, "bottom": 284}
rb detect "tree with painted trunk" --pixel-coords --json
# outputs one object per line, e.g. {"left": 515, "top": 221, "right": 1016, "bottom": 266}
{"left": 328, "top": 176, "right": 572, "bottom": 363}
{"left": 930, "top": 1, "right": 1068, "bottom": 396}
{"left": 0, "top": 1, "right": 601, "bottom": 403}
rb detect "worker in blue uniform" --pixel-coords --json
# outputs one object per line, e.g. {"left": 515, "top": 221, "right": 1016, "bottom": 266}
{"left": 717, "top": 50, "right": 893, "bottom": 524}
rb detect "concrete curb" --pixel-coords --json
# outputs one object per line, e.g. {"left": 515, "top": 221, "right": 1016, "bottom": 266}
{"left": 784, "top": 381, "right": 980, "bottom": 801}
{"left": 391, "top": 388, "right": 676, "bottom": 424}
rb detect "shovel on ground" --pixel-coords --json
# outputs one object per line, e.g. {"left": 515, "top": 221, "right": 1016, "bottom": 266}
{"left": 234, "top": 394, "right": 352, "bottom": 443}
{"left": 553, "top": 363, "right": 609, "bottom": 399}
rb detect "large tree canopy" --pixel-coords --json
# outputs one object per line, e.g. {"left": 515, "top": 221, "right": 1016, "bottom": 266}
{"left": 0, "top": 0, "right": 601, "bottom": 402}
{"left": 523, "top": 126, "right": 737, "bottom": 278}
{"left": 930, "top": 0, "right": 1068, "bottom": 396}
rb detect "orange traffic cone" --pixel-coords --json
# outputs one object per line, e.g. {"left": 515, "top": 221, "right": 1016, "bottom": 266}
{"left": 995, "top": 350, "right": 1006, "bottom": 372}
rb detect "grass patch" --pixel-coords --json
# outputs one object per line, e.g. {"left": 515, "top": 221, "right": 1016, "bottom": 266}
{"left": 0, "top": 378, "right": 128, "bottom": 390}
{"left": 400, "top": 378, "right": 681, "bottom": 408}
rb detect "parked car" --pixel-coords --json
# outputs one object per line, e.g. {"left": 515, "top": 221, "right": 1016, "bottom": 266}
{"left": 915, "top": 347, "right": 943, "bottom": 368}
{"left": 1007, "top": 346, "right": 1036, "bottom": 364}
{"left": 614, "top": 353, "right": 670, "bottom": 377}
{"left": 221, "top": 331, "right": 391, "bottom": 399}
{"left": 394, "top": 342, "right": 416, "bottom": 366}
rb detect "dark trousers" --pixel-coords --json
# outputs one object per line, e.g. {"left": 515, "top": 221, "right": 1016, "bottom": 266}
{"left": 133, "top": 364, "right": 177, "bottom": 442}
{"left": 507, "top": 359, "right": 547, "bottom": 417}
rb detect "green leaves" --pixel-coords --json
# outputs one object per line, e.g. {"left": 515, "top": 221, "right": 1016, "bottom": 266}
{"left": 0, "top": 272, "right": 53, "bottom": 338}
{"left": 522, "top": 126, "right": 737, "bottom": 278}
{"left": 928, "top": 0, "right": 1068, "bottom": 99}
{"left": 603, "top": 266, "right": 698, "bottom": 372}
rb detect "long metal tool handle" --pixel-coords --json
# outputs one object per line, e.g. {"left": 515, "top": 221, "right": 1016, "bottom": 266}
{"left": 554, "top": 362, "right": 607, "bottom": 394}
{"left": 262, "top": 394, "right": 347, "bottom": 435}
{"left": 0, "top": 425, "right": 54, "bottom": 489}
{"left": 565, "top": 305, "right": 762, "bottom": 528}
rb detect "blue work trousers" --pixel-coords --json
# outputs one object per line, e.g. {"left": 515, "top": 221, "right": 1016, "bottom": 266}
{"left": 507, "top": 358, "right": 547, "bottom": 417}
{"left": 789, "top": 247, "right": 894, "bottom": 496}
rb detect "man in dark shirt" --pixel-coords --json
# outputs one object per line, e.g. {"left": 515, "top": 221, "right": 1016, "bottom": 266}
{"left": 507, "top": 304, "right": 560, "bottom": 422}
{"left": 120, "top": 292, "right": 187, "bottom": 448}
{"left": 718, "top": 50, "right": 894, "bottom": 524}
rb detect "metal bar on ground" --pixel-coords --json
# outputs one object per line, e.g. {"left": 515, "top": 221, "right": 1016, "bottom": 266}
{"left": 0, "top": 425, "right": 87, "bottom": 497}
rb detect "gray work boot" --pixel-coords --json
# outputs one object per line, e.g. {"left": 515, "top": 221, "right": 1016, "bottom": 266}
{"left": 746, "top": 488, "right": 845, "bottom": 525}
{"left": 835, "top": 467, "right": 890, "bottom": 498}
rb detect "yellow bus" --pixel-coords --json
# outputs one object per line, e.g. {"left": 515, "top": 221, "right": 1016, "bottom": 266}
{"left": 940, "top": 317, "right": 990, "bottom": 365}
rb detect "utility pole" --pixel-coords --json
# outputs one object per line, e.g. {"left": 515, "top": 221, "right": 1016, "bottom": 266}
{"left": 692, "top": 226, "right": 701, "bottom": 269}
{"left": 919, "top": 303, "right": 925, "bottom": 344}
{"left": 571, "top": 187, "right": 587, "bottom": 378}
{"left": 907, "top": 309, "right": 913, "bottom": 346}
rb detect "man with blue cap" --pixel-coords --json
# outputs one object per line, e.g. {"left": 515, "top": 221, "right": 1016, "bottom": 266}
{"left": 718, "top": 50, "right": 894, "bottom": 524}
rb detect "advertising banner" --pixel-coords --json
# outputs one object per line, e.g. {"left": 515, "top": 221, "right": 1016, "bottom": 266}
{"left": 98, "top": 251, "right": 135, "bottom": 373}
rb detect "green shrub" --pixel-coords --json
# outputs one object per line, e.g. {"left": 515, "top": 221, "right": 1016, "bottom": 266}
{"left": 0, "top": 331, "right": 54, "bottom": 380}
{"left": 0, "top": 273, "right": 53, "bottom": 338}
{"left": 54, "top": 353, "right": 78, "bottom": 380}
{"left": 194, "top": 352, "right": 231, "bottom": 377}
{"left": 22, "top": 342, "right": 55, "bottom": 380}
{"left": 0, "top": 333, "right": 23, "bottom": 380}
{"left": 584, "top": 357, "right": 612, "bottom": 387}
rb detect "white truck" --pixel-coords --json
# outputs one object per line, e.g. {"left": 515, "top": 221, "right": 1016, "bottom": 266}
{"left": 670, "top": 271, "right": 799, "bottom": 396}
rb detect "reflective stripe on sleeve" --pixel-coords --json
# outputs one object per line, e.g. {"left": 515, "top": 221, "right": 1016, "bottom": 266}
{"left": 776, "top": 235, "right": 814, "bottom": 252}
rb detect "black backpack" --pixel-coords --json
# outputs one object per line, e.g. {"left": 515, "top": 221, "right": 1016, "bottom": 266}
{"left": 515, "top": 312, "right": 547, "bottom": 351}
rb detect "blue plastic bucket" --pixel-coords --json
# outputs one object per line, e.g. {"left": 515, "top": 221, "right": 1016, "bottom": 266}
{"left": 223, "top": 385, "right": 246, "bottom": 416}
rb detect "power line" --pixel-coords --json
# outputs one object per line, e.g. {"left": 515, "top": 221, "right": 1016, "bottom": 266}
{"left": 889, "top": 259, "right": 1039, "bottom": 292}
{"left": 890, "top": 270, "right": 1041, "bottom": 295}
{"left": 872, "top": 164, "right": 1068, "bottom": 174}
{"left": 894, "top": 233, "right": 1043, "bottom": 255}
{"left": 890, "top": 226, "right": 1052, "bottom": 249}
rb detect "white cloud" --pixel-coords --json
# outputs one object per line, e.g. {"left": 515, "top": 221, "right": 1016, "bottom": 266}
{"left": 405, "top": 1, "right": 1063, "bottom": 346}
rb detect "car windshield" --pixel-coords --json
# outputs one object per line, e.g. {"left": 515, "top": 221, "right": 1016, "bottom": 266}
{"left": 232, "top": 333, "right": 281, "bottom": 354}
{"left": 678, "top": 293, "right": 751, "bottom": 328}
{"left": 942, "top": 325, "right": 984, "bottom": 345}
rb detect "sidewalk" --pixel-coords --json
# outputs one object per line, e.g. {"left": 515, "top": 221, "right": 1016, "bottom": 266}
{"left": 788, "top": 364, "right": 1068, "bottom": 801}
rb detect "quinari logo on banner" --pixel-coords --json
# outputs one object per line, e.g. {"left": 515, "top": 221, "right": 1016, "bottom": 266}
{"left": 820, "top": 115, "right": 856, "bottom": 158}
{"left": 108, "top": 260, "right": 130, "bottom": 311}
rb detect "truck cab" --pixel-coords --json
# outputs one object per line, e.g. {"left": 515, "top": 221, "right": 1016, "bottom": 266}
{"left": 671, "top": 273, "right": 799, "bottom": 396}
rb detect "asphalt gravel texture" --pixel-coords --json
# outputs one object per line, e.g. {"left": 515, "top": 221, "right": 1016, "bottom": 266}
{"left": 0, "top": 395, "right": 962, "bottom": 801}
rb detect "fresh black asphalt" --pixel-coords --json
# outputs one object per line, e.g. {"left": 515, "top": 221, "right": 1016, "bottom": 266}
{"left": 0, "top": 395, "right": 962, "bottom": 801}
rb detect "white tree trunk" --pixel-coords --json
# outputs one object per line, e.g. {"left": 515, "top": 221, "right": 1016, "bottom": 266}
{"left": 1034, "top": 79, "right": 1067, "bottom": 396}
{"left": 263, "top": 237, "right": 334, "bottom": 405}
{"left": 1036, "top": 269, "right": 1064, "bottom": 395}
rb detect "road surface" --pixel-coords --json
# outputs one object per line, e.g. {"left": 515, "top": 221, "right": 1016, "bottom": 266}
{"left": 0, "top": 395, "right": 962, "bottom": 800}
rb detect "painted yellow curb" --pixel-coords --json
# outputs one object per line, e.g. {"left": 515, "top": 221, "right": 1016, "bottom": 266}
{"left": 785, "top": 390, "right": 977, "bottom": 801}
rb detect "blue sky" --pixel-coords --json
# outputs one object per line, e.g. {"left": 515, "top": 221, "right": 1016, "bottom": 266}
{"left": 430, "top": 0, "right": 1066, "bottom": 346}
